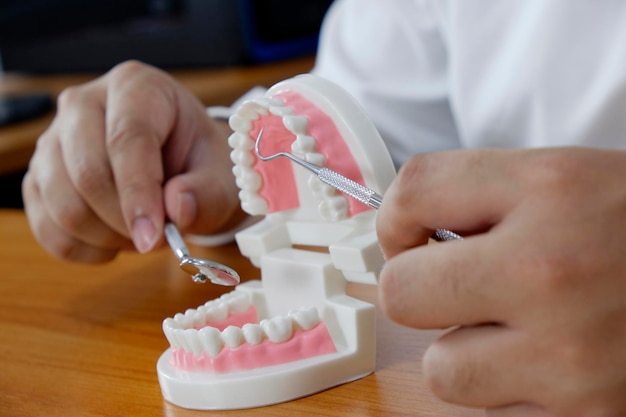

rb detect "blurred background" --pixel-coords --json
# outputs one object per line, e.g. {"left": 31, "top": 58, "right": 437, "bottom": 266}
{"left": 0, "top": 0, "right": 332, "bottom": 72}
{"left": 0, "top": 0, "right": 332, "bottom": 208}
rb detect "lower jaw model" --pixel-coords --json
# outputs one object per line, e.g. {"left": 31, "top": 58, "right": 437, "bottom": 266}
{"left": 157, "top": 74, "right": 396, "bottom": 410}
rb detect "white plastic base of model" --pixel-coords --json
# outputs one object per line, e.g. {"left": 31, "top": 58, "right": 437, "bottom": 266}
{"left": 157, "top": 349, "right": 373, "bottom": 409}
{"left": 157, "top": 248, "right": 376, "bottom": 410}
{"left": 157, "top": 74, "right": 394, "bottom": 410}
{"left": 157, "top": 292, "right": 375, "bottom": 409}
{"left": 236, "top": 210, "right": 384, "bottom": 285}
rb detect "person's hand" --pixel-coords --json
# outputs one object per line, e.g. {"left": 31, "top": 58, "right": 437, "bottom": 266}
{"left": 23, "top": 61, "right": 245, "bottom": 263}
{"left": 376, "top": 147, "right": 626, "bottom": 417}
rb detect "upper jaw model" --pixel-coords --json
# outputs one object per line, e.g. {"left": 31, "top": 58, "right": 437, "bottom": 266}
{"left": 157, "top": 74, "right": 396, "bottom": 410}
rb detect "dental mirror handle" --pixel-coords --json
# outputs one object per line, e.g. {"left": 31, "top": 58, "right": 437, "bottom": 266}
{"left": 164, "top": 222, "right": 189, "bottom": 260}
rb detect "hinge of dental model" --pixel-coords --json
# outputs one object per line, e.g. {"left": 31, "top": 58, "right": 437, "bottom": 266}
{"left": 254, "top": 128, "right": 462, "bottom": 242}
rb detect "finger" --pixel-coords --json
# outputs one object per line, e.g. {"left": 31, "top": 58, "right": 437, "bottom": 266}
{"left": 377, "top": 149, "right": 520, "bottom": 259}
{"left": 485, "top": 403, "right": 550, "bottom": 417}
{"left": 104, "top": 62, "right": 178, "bottom": 252}
{"left": 56, "top": 83, "right": 128, "bottom": 237}
{"left": 27, "top": 128, "right": 131, "bottom": 251}
{"left": 163, "top": 121, "right": 245, "bottom": 233}
{"left": 379, "top": 233, "right": 513, "bottom": 328}
{"left": 164, "top": 169, "right": 245, "bottom": 234}
{"left": 22, "top": 171, "right": 120, "bottom": 263}
{"left": 423, "top": 325, "right": 534, "bottom": 409}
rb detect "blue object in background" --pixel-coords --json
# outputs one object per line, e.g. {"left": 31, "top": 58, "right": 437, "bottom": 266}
{"left": 238, "top": 0, "right": 333, "bottom": 63}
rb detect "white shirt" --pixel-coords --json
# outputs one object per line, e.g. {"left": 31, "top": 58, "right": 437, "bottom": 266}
{"left": 313, "top": 0, "right": 626, "bottom": 167}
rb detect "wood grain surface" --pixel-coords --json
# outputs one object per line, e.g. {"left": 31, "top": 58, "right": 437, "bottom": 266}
{"left": 0, "top": 209, "right": 483, "bottom": 416}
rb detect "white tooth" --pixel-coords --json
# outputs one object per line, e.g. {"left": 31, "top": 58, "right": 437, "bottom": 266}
{"left": 239, "top": 138, "right": 255, "bottom": 151}
{"left": 282, "top": 115, "right": 308, "bottom": 134}
{"left": 171, "top": 328, "right": 187, "bottom": 350}
{"left": 319, "top": 197, "right": 348, "bottom": 221}
{"left": 269, "top": 105, "right": 294, "bottom": 116}
{"left": 238, "top": 189, "right": 251, "bottom": 205}
{"left": 242, "top": 323, "right": 264, "bottom": 345}
{"left": 249, "top": 99, "right": 271, "bottom": 113}
{"left": 183, "top": 329, "right": 203, "bottom": 356}
{"left": 220, "top": 291, "right": 251, "bottom": 314}
{"left": 263, "top": 97, "right": 284, "bottom": 107}
{"left": 189, "top": 305, "right": 208, "bottom": 327}
{"left": 192, "top": 313, "right": 206, "bottom": 328}
{"left": 235, "top": 177, "right": 247, "bottom": 191}
{"left": 176, "top": 329, "right": 193, "bottom": 352}
{"left": 228, "top": 132, "right": 253, "bottom": 149}
{"left": 242, "top": 202, "right": 266, "bottom": 216}
{"left": 205, "top": 302, "right": 229, "bottom": 323}
{"left": 164, "top": 329, "right": 179, "bottom": 349}
{"left": 329, "top": 195, "right": 350, "bottom": 211}
{"left": 227, "top": 132, "right": 238, "bottom": 148}
{"left": 218, "top": 291, "right": 237, "bottom": 304}
{"left": 240, "top": 191, "right": 268, "bottom": 215}
{"left": 238, "top": 101, "right": 264, "bottom": 119}
{"left": 291, "top": 135, "right": 316, "bottom": 154}
{"left": 230, "top": 149, "right": 255, "bottom": 165}
{"left": 320, "top": 183, "right": 337, "bottom": 198}
{"left": 221, "top": 326, "right": 244, "bottom": 348}
{"left": 260, "top": 316, "right": 293, "bottom": 343}
{"left": 308, "top": 176, "right": 325, "bottom": 196}
{"left": 228, "top": 114, "right": 252, "bottom": 132}
{"left": 309, "top": 176, "right": 338, "bottom": 200}
{"left": 173, "top": 312, "right": 192, "bottom": 329}
{"left": 305, "top": 152, "right": 326, "bottom": 166}
{"left": 236, "top": 170, "right": 262, "bottom": 192}
{"left": 163, "top": 317, "right": 181, "bottom": 330}
{"left": 162, "top": 318, "right": 180, "bottom": 347}
{"left": 198, "top": 326, "right": 223, "bottom": 357}
{"left": 288, "top": 306, "right": 320, "bottom": 331}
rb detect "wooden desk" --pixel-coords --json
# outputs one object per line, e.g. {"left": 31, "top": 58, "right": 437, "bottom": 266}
{"left": 0, "top": 209, "right": 482, "bottom": 416}
{"left": 0, "top": 56, "right": 315, "bottom": 176}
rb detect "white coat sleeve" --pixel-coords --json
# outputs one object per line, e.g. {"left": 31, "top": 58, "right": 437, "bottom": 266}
{"left": 312, "top": 0, "right": 461, "bottom": 166}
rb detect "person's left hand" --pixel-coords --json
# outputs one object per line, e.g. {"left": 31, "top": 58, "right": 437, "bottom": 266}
{"left": 22, "top": 61, "right": 244, "bottom": 263}
{"left": 376, "top": 147, "right": 626, "bottom": 417}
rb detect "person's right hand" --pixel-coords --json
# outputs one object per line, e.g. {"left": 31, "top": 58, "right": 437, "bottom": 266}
{"left": 23, "top": 61, "right": 246, "bottom": 264}
{"left": 375, "top": 147, "right": 626, "bottom": 417}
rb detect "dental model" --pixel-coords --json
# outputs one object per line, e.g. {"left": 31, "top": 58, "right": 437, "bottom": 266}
{"left": 157, "top": 74, "right": 396, "bottom": 409}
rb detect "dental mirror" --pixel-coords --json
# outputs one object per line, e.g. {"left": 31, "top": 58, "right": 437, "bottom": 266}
{"left": 164, "top": 222, "right": 240, "bottom": 286}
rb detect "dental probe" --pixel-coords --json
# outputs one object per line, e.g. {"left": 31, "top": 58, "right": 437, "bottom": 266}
{"left": 254, "top": 129, "right": 462, "bottom": 242}
{"left": 164, "top": 222, "right": 240, "bottom": 285}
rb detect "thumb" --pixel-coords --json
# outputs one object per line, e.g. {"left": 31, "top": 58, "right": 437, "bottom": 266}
{"left": 377, "top": 149, "right": 520, "bottom": 259}
{"left": 163, "top": 169, "right": 246, "bottom": 235}
{"left": 163, "top": 121, "right": 247, "bottom": 235}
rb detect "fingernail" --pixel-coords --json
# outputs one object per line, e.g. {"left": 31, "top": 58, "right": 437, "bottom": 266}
{"left": 132, "top": 216, "right": 158, "bottom": 253}
{"left": 176, "top": 191, "right": 197, "bottom": 228}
